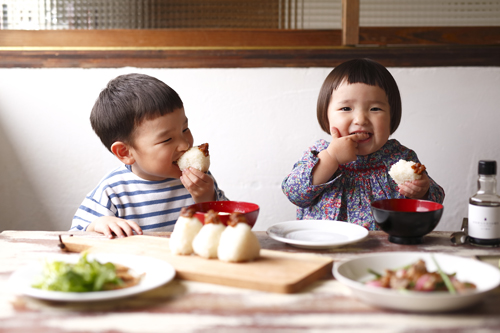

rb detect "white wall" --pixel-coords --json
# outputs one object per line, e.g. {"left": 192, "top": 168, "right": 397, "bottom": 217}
{"left": 0, "top": 66, "right": 499, "bottom": 232}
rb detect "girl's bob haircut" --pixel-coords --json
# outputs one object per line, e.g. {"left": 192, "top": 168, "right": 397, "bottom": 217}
{"left": 317, "top": 58, "right": 402, "bottom": 135}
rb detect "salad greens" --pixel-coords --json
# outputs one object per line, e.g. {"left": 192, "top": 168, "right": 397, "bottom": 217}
{"left": 32, "top": 253, "right": 125, "bottom": 292}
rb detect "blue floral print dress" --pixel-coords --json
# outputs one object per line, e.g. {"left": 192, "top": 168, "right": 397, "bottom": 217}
{"left": 281, "top": 139, "right": 445, "bottom": 231}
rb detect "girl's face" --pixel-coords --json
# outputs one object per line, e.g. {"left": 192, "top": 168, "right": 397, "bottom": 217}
{"left": 327, "top": 82, "right": 391, "bottom": 156}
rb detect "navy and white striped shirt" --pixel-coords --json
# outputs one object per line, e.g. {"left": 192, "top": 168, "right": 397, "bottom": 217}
{"left": 71, "top": 165, "right": 227, "bottom": 232}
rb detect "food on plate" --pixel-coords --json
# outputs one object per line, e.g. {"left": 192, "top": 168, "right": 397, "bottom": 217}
{"left": 176, "top": 143, "right": 210, "bottom": 173}
{"left": 192, "top": 210, "right": 226, "bottom": 259}
{"left": 365, "top": 258, "right": 477, "bottom": 293}
{"left": 389, "top": 159, "right": 426, "bottom": 185}
{"left": 169, "top": 207, "right": 203, "bottom": 255}
{"left": 217, "top": 212, "right": 261, "bottom": 262}
{"left": 32, "top": 253, "right": 141, "bottom": 292}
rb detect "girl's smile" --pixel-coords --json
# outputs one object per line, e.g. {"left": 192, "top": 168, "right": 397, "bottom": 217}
{"left": 328, "top": 82, "right": 391, "bottom": 156}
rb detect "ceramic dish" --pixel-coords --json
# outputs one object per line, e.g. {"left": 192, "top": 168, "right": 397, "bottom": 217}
{"left": 266, "top": 220, "right": 369, "bottom": 249}
{"left": 333, "top": 252, "right": 500, "bottom": 312}
{"left": 8, "top": 253, "right": 176, "bottom": 302}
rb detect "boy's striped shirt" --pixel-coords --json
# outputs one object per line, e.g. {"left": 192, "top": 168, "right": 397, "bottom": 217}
{"left": 71, "top": 165, "right": 226, "bottom": 232}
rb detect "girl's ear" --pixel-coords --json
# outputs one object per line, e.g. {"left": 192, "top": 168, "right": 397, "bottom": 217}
{"left": 111, "top": 141, "right": 135, "bottom": 165}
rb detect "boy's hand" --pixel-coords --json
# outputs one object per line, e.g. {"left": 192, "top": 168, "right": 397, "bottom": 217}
{"left": 326, "top": 127, "right": 369, "bottom": 165}
{"left": 87, "top": 216, "right": 143, "bottom": 239}
{"left": 180, "top": 167, "right": 216, "bottom": 203}
{"left": 398, "top": 173, "right": 431, "bottom": 199}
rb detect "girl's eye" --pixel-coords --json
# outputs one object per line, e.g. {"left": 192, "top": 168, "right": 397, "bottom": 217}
{"left": 340, "top": 107, "right": 351, "bottom": 111}
{"left": 371, "top": 107, "right": 382, "bottom": 111}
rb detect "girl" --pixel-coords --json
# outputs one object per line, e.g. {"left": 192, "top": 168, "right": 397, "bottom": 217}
{"left": 282, "top": 58, "right": 445, "bottom": 231}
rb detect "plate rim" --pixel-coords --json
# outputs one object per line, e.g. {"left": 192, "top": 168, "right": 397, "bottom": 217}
{"left": 266, "top": 220, "right": 369, "bottom": 248}
{"left": 8, "top": 252, "right": 176, "bottom": 302}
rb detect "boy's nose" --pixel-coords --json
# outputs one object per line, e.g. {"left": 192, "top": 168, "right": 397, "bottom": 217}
{"left": 178, "top": 138, "right": 191, "bottom": 151}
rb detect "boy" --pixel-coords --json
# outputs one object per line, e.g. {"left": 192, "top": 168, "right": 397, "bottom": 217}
{"left": 71, "top": 74, "right": 227, "bottom": 238}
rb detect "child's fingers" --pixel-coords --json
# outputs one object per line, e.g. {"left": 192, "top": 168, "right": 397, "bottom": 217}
{"left": 186, "top": 167, "right": 208, "bottom": 179}
{"left": 330, "top": 127, "right": 340, "bottom": 139}
{"left": 128, "top": 221, "right": 143, "bottom": 235}
{"left": 182, "top": 168, "right": 209, "bottom": 186}
{"left": 108, "top": 223, "right": 126, "bottom": 238}
{"left": 101, "top": 225, "right": 116, "bottom": 239}
{"left": 349, "top": 132, "right": 370, "bottom": 142}
{"left": 117, "top": 221, "right": 136, "bottom": 237}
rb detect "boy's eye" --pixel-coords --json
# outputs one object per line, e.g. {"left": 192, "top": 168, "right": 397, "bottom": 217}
{"left": 183, "top": 127, "right": 190, "bottom": 133}
{"left": 161, "top": 138, "right": 172, "bottom": 144}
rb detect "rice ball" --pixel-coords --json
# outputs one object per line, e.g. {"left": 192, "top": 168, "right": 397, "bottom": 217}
{"left": 169, "top": 207, "right": 203, "bottom": 255}
{"left": 217, "top": 213, "right": 261, "bottom": 263}
{"left": 177, "top": 143, "right": 210, "bottom": 173}
{"left": 192, "top": 210, "right": 226, "bottom": 259}
{"left": 389, "top": 160, "right": 426, "bottom": 185}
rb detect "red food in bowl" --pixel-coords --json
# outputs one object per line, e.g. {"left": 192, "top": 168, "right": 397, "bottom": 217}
{"left": 187, "top": 201, "right": 260, "bottom": 227}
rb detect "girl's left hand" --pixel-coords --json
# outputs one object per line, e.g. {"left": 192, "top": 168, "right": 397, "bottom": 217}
{"left": 180, "top": 167, "right": 216, "bottom": 203}
{"left": 398, "top": 173, "right": 430, "bottom": 199}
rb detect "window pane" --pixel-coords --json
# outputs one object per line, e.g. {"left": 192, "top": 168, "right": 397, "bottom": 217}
{"left": 360, "top": 0, "right": 500, "bottom": 27}
{"left": 1, "top": 0, "right": 498, "bottom": 30}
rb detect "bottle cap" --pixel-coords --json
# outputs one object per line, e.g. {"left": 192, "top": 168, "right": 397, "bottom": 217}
{"left": 478, "top": 160, "right": 497, "bottom": 175}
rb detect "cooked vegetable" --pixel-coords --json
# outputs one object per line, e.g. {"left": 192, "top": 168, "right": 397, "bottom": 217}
{"left": 32, "top": 253, "right": 135, "bottom": 292}
{"left": 366, "top": 258, "right": 476, "bottom": 294}
{"left": 431, "top": 254, "right": 456, "bottom": 294}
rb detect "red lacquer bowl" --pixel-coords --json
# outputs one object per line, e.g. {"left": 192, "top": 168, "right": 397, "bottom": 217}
{"left": 370, "top": 199, "right": 444, "bottom": 245}
{"left": 187, "top": 201, "right": 260, "bottom": 227}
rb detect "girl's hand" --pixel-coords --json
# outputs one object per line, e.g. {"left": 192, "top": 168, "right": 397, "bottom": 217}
{"left": 326, "top": 127, "right": 369, "bottom": 165}
{"left": 180, "top": 167, "right": 216, "bottom": 203}
{"left": 312, "top": 127, "right": 369, "bottom": 185}
{"left": 398, "top": 173, "right": 431, "bottom": 199}
{"left": 87, "top": 216, "right": 143, "bottom": 239}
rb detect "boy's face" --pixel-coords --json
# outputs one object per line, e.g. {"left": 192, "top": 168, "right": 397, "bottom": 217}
{"left": 327, "top": 82, "right": 391, "bottom": 156}
{"left": 128, "top": 108, "right": 193, "bottom": 181}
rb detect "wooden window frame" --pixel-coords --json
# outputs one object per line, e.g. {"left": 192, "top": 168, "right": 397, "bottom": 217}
{"left": 0, "top": 1, "right": 498, "bottom": 68}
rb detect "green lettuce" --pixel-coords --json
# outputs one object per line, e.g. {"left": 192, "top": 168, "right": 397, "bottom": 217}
{"left": 32, "top": 253, "right": 124, "bottom": 292}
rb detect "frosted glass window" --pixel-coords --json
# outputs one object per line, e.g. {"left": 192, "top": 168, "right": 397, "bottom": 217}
{"left": 360, "top": 0, "right": 500, "bottom": 27}
{"left": 0, "top": 0, "right": 498, "bottom": 30}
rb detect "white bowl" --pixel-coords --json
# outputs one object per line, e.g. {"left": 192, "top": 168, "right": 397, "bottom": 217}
{"left": 333, "top": 252, "right": 500, "bottom": 312}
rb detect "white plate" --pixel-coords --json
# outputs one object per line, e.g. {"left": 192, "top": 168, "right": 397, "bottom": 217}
{"left": 333, "top": 252, "right": 500, "bottom": 312}
{"left": 266, "top": 220, "right": 369, "bottom": 249}
{"left": 8, "top": 253, "right": 176, "bottom": 302}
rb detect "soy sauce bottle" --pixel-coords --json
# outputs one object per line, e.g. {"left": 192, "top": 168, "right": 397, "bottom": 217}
{"left": 468, "top": 160, "right": 500, "bottom": 247}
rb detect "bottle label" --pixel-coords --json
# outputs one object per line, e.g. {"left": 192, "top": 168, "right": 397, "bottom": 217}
{"left": 468, "top": 204, "right": 500, "bottom": 239}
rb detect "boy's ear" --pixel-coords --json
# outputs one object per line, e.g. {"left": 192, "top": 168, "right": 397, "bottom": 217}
{"left": 111, "top": 141, "right": 135, "bottom": 165}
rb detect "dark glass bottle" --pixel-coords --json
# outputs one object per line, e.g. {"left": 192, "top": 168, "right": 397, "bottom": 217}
{"left": 468, "top": 160, "right": 500, "bottom": 246}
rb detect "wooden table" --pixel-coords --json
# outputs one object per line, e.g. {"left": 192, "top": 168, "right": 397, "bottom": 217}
{"left": 1, "top": 230, "right": 500, "bottom": 333}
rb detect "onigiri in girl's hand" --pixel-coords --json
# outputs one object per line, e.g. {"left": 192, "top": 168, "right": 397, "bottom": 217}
{"left": 389, "top": 160, "right": 426, "bottom": 185}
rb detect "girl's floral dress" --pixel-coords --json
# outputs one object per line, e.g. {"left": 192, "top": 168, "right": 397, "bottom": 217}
{"left": 281, "top": 139, "right": 445, "bottom": 231}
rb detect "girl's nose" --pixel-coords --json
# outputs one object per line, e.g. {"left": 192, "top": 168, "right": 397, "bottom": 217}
{"left": 354, "top": 111, "right": 368, "bottom": 125}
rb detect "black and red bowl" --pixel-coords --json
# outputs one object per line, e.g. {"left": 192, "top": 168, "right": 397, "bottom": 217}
{"left": 370, "top": 199, "right": 444, "bottom": 245}
{"left": 187, "top": 201, "right": 260, "bottom": 227}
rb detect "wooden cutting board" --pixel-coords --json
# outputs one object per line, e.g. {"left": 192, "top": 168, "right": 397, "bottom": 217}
{"left": 60, "top": 235, "right": 333, "bottom": 294}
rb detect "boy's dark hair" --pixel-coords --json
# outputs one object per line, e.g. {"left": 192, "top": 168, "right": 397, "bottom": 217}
{"left": 317, "top": 58, "right": 402, "bottom": 135}
{"left": 90, "top": 73, "right": 183, "bottom": 151}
